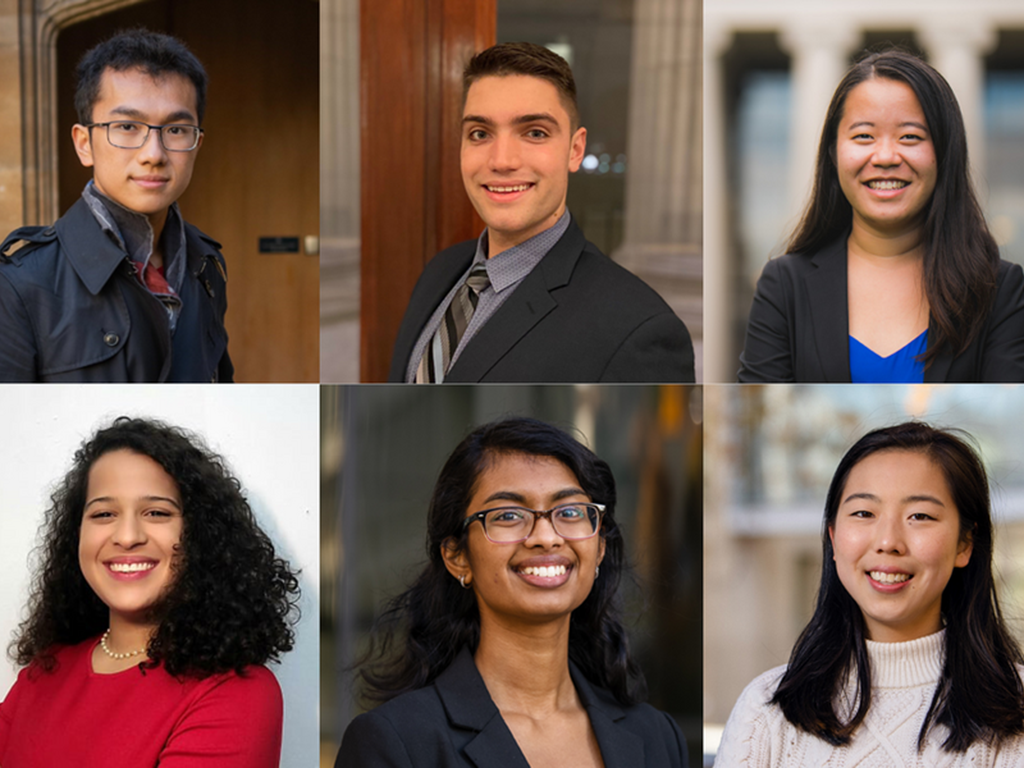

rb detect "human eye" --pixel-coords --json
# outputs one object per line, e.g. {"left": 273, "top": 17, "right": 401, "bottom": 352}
{"left": 110, "top": 121, "right": 141, "bottom": 134}
{"left": 908, "top": 511, "right": 936, "bottom": 521}
{"left": 848, "top": 508, "right": 874, "bottom": 518}
{"left": 86, "top": 509, "right": 115, "bottom": 520}
{"left": 525, "top": 127, "right": 549, "bottom": 139}
{"left": 487, "top": 508, "right": 528, "bottom": 525}
{"left": 554, "top": 504, "right": 588, "bottom": 521}
{"left": 164, "top": 124, "right": 187, "bottom": 136}
{"left": 466, "top": 127, "right": 489, "bottom": 141}
{"left": 145, "top": 508, "right": 175, "bottom": 519}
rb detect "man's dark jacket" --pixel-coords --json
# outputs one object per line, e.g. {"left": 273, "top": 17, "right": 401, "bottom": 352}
{"left": 0, "top": 198, "right": 232, "bottom": 382}
{"left": 389, "top": 218, "right": 695, "bottom": 383}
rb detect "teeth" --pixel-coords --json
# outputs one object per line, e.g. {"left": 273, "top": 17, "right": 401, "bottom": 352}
{"left": 868, "top": 180, "right": 908, "bottom": 190}
{"left": 109, "top": 562, "right": 156, "bottom": 573}
{"left": 486, "top": 184, "right": 531, "bottom": 193}
{"left": 520, "top": 564, "right": 567, "bottom": 578}
{"left": 869, "top": 571, "right": 910, "bottom": 584}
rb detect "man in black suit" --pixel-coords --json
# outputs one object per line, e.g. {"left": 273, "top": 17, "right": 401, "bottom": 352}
{"left": 389, "top": 42, "right": 694, "bottom": 383}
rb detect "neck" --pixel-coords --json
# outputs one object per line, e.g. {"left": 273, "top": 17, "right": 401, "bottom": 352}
{"left": 486, "top": 205, "right": 565, "bottom": 259}
{"left": 848, "top": 216, "right": 925, "bottom": 263}
{"left": 107, "top": 611, "right": 157, "bottom": 654}
{"left": 474, "top": 614, "right": 578, "bottom": 716}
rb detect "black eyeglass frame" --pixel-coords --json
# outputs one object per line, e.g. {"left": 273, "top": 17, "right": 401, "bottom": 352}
{"left": 461, "top": 502, "right": 605, "bottom": 544}
{"left": 85, "top": 121, "right": 204, "bottom": 152}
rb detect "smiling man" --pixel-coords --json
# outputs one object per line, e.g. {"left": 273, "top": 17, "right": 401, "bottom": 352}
{"left": 0, "top": 30, "right": 231, "bottom": 382}
{"left": 389, "top": 42, "right": 694, "bottom": 383}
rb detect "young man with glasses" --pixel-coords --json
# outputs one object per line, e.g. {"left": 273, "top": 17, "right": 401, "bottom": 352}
{"left": 389, "top": 42, "right": 694, "bottom": 383}
{"left": 0, "top": 30, "right": 231, "bottom": 382}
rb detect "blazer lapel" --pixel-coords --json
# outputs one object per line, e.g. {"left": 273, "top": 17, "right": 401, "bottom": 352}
{"left": 804, "top": 236, "right": 851, "bottom": 382}
{"left": 445, "top": 220, "right": 586, "bottom": 382}
{"left": 435, "top": 648, "right": 531, "bottom": 768}
{"left": 923, "top": 318, "right": 953, "bottom": 382}
{"left": 571, "top": 663, "right": 645, "bottom": 768}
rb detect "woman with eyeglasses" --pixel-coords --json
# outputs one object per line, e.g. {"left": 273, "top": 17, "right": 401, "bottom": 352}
{"left": 0, "top": 417, "right": 300, "bottom": 767}
{"left": 715, "top": 423, "right": 1024, "bottom": 766}
{"left": 738, "top": 49, "right": 1024, "bottom": 383}
{"left": 336, "top": 417, "right": 687, "bottom": 768}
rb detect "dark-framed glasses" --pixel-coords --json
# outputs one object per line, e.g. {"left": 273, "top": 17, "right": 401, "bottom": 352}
{"left": 462, "top": 502, "right": 604, "bottom": 544}
{"left": 87, "top": 121, "right": 203, "bottom": 151}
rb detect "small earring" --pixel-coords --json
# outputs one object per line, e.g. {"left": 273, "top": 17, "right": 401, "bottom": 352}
{"left": 595, "top": 565, "right": 600, "bottom": 579}
{"left": 459, "top": 574, "right": 470, "bottom": 589}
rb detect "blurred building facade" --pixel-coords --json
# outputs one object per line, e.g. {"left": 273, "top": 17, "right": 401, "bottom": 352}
{"left": 704, "top": 1, "right": 1024, "bottom": 383}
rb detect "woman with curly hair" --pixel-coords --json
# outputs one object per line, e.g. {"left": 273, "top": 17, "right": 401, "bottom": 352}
{"left": 738, "top": 50, "right": 1024, "bottom": 382}
{"left": 0, "top": 417, "right": 300, "bottom": 767}
{"left": 716, "top": 422, "right": 1024, "bottom": 766}
{"left": 336, "top": 417, "right": 687, "bottom": 768}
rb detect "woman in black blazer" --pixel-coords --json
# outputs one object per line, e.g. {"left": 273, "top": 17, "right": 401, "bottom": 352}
{"left": 335, "top": 418, "right": 687, "bottom": 768}
{"left": 738, "top": 49, "right": 1024, "bottom": 383}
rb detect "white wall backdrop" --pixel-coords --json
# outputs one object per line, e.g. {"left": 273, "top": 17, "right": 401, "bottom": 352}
{"left": 0, "top": 384, "right": 319, "bottom": 768}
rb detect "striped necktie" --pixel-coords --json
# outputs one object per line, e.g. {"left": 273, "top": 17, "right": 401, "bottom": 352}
{"left": 416, "top": 263, "right": 491, "bottom": 383}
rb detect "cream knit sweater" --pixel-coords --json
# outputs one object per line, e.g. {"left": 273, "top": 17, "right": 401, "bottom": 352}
{"left": 715, "top": 630, "right": 1024, "bottom": 767}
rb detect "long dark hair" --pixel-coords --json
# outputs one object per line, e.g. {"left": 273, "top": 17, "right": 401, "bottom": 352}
{"left": 772, "top": 422, "right": 1024, "bottom": 751}
{"left": 789, "top": 49, "right": 999, "bottom": 366}
{"left": 358, "top": 417, "right": 647, "bottom": 706}
{"left": 11, "top": 417, "right": 300, "bottom": 678}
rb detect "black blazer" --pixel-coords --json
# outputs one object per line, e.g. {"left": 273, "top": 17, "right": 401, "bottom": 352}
{"left": 335, "top": 648, "right": 688, "bottom": 768}
{"left": 738, "top": 235, "right": 1024, "bottom": 382}
{"left": 388, "top": 219, "right": 694, "bottom": 383}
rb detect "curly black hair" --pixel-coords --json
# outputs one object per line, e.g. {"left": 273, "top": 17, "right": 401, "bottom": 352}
{"left": 10, "top": 417, "right": 300, "bottom": 678}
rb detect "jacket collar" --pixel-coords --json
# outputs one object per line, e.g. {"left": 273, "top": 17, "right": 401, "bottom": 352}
{"left": 804, "top": 232, "right": 953, "bottom": 382}
{"left": 56, "top": 197, "right": 134, "bottom": 296}
{"left": 434, "top": 646, "right": 644, "bottom": 768}
{"left": 445, "top": 217, "right": 587, "bottom": 382}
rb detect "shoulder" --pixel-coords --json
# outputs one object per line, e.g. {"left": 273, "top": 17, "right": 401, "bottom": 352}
{"left": 568, "top": 240, "right": 675, "bottom": 311}
{"left": 0, "top": 225, "right": 61, "bottom": 283}
{"left": 994, "top": 259, "right": 1024, "bottom": 298}
{"left": 189, "top": 665, "right": 282, "bottom": 711}
{"left": 616, "top": 699, "right": 689, "bottom": 760}
{"left": 337, "top": 688, "right": 446, "bottom": 768}
{"left": 714, "top": 666, "right": 789, "bottom": 767}
{"left": 183, "top": 220, "right": 224, "bottom": 253}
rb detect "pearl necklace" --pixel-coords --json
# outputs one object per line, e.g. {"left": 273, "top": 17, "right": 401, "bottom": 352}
{"left": 99, "top": 628, "right": 147, "bottom": 660}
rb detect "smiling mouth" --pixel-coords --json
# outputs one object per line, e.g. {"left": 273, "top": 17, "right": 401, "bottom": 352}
{"left": 484, "top": 183, "right": 533, "bottom": 193}
{"left": 108, "top": 562, "right": 157, "bottom": 573}
{"left": 868, "top": 571, "right": 911, "bottom": 584}
{"left": 517, "top": 564, "right": 568, "bottom": 577}
{"left": 866, "top": 180, "right": 909, "bottom": 190}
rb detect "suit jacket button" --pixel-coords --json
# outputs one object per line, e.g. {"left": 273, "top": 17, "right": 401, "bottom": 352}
{"left": 103, "top": 332, "right": 119, "bottom": 347}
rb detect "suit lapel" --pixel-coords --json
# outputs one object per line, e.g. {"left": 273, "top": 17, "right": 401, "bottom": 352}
{"left": 804, "top": 236, "right": 852, "bottom": 382}
{"left": 446, "top": 221, "right": 586, "bottom": 382}
{"left": 923, "top": 320, "right": 953, "bottom": 382}
{"left": 571, "top": 663, "right": 645, "bottom": 768}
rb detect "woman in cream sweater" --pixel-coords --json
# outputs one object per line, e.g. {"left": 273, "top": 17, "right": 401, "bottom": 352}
{"left": 716, "top": 422, "right": 1024, "bottom": 767}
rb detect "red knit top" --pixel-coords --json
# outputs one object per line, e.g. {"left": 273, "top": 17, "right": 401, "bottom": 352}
{"left": 0, "top": 637, "right": 282, "bottom": 767}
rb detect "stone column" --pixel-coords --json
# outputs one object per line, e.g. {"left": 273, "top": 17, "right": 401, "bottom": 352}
{"left": 918, "top": 19, "right": 996, "bottom": 186}
{"left": 702, "top": 20, "right": 732, "bottom": 384}
{"left": 320, "top": 0, "right": 360, "bottom": 382}
{"left": 0, "top": 0, "right": 24, "bottom": 236}
{"left": 615, "top": 0, "right": 703, "bottom": 380}
{"left": 779, "top": 19, "right": 859, "bottom": 223}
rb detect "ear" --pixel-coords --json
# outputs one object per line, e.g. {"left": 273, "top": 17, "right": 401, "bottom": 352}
{"left": 828, "top": 526, "right": 836, "bottom": 561}
{"left": 72, "top": 124, "right": 95, "bottom": 169}
{"left": 955, "top": 529, "right": 973, "bottom": 569}
{"left": 441, "top": 537, "right": 472, "bottom": 587}
{"left": 597, "top": 535, "right": 606, "bottom": 567}
{"left": 567, "top": 126, "right": 587, "bottom": 172}
{"left": 194, "top": 129, "right": 204, "bottom": 154}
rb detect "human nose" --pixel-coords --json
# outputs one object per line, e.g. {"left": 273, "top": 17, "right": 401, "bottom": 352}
{"left": 524, "top": 510, "right": 563, "bottom": 547}
{"left": 113, "top": 513, "right": 147, "bottom": 548}
{"left": 489, "top": 133, "right": 521, "bottom": 172}
{"left": 873, "top": 514, "right": 905, "bottom": 554}
{"left": 871, "top": 137, "right": 902, "bottom": 167}
{"left": 136, "top": 126, "right": 168, "bottom": 162}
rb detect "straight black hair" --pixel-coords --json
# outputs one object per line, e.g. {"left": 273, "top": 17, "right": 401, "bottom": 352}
{"left": 75, "top": 28, "right": 208, "bottom": 124}
{"left": 772, "top": 422, "right": 1024, "bottom": 751}
{"left": 788, "top": 49, "right": 999, "bottom": 367}
{"left": 358, "top": 417, "right": 647, "bottom": 706}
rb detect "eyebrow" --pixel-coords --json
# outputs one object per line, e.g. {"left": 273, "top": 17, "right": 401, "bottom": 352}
{"left": 841, "top": 491, "right": 945, "bottom": 507}
{"left": 462, "top": 113, "right": 560, "bottom": 128}
{"left": 85, "top": 495, "right": 182, "bottom": 510}
{"left": 107, "top": 106, "right": 197, "bottom": 124}
{"left": 846, "top": 120, "right": 928, "bottom": 131}
{"left": 481, "top": 487, "right": 588, "bottom": 506}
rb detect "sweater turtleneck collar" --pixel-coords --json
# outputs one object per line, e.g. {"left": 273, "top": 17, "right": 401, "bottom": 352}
{"left": 864, "top": 629, "right": 945, "bottom": 688}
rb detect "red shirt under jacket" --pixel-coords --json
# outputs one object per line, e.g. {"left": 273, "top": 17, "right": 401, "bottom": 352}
{"left": 0, "top": 637, "right": 282, "bottom": 767}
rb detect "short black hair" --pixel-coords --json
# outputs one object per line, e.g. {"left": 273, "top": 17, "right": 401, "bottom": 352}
{"left": 463, "top": 42, "right": 580, "bottom": 130}
{"left": 75, "top": 28, "right": 208, "bottom": 125}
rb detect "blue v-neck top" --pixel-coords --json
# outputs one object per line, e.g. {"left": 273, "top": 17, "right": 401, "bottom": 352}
{"left": 849, "top": 330, "right": 927, "bottom": 383}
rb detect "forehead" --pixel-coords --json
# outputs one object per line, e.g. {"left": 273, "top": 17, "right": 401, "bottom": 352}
{"left": 843, "top": 449, "right": 950, "bottom": 496}
{"left": 463, "top": 74, "right": 571, "bottom": 127}
{"left": 86, "top": 449, "right": 181, "bottom": 498}
{"left": 841, "top": 77, "right": 926, "bottom": 124}
{"left": 93, "top": 66, "right": 199, "bottom": 120}
{"left": 473, "top": 451, "right": 580, "bottom": 494}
